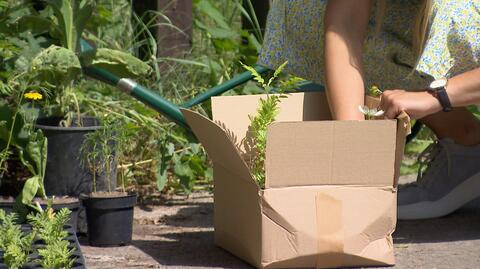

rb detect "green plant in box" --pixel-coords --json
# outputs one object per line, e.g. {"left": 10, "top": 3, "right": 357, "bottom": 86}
{"left": 241, "top": 61, "right": 290, "bottom": 188}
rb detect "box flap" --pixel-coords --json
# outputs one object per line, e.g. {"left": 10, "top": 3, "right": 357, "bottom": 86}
{"left": 260, "top": 186, "right": 396, "bottom": 268}
{"left": 180, "top": 108, "right": 257, "bottom": 187}
{"left": 212, "top": 92, "right": 331, "bottom": 154}
{"left": 214, "top": 164, "right": 262, "bottom": 268}
{"left": 265, "top": 120, "right": 398, "bottom": 188}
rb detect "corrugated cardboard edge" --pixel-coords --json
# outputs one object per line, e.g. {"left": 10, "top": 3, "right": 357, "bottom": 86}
{"left": 394, "top": 112, "right": 411, "bottom": 188}
{"left": 181, "top": 109, "right": 263, "bottom": 267}
{"left": 366, "top": 96, "right": 411, "bottom": 188}
{"left": 180, "top": 109, "right": 255, "bottom": 184}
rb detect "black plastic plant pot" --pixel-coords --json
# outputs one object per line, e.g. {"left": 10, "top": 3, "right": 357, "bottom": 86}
{"left": 34, "top": 116, "right": 116, "bottom": 197}
{"left": 83, "top": 193, "right": 137, "bottom": 247}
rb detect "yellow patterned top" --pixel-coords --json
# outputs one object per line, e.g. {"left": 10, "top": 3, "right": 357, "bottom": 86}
{"left": 259, "top": 0, "right": 480, "bottom": 90}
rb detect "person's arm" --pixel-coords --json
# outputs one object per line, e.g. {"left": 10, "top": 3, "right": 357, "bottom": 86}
{"left": 380, "top": 67, "right": 480, "bottom": 119}
{"left": 324, "top": 0, "right": 373, "bottom": 120}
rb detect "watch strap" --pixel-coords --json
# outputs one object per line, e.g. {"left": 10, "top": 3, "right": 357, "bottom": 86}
{"left": 435, "top": 87, "right": 452, "bottom": 112}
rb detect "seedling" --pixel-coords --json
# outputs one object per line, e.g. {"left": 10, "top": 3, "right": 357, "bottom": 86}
{"left": 27, "top": 201, "right": 71, "bottom": 245}
{"left": 0, "top": 210, "right": 35, "bottom": 269}
{"left": 27, "top": 201, "right": 76, "bottom": 269}
{"left": 241, "top": 62, "right": 293, "bottom": 188}
{"left": 37, "top": 240, "right": 75, "bottom": 269}
{"left": 81, "top": 118, "right": 128, "bottom": 194}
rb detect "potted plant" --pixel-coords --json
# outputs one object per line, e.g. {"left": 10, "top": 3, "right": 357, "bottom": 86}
{"left": 25, "top": 0, "right": 152, "bottom": 198}
{"left": 80, "top": 118, "right": 136, "bottom": 247}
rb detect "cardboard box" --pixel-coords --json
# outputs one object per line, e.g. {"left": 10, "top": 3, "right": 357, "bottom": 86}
{"left": 181, "top": 92, "right": 410, "bottom": 269}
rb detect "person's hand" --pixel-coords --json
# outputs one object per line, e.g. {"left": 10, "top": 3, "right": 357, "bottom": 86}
{"left": 379, "top": 89, "right": 443, "bottom": 119}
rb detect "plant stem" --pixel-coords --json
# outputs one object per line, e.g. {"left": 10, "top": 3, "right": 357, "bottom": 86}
{"left": 0, "top": 89, "right": 25, "bottom": 176}
{"left": 106, "top": 156, "right": 112, "bottom": 193}
{"left": 92, "top": 163, "right": 97, "bottom": 193}
{"left": 120, "top": 164, "right": 126, "bottom": 193}
{"left": 117, "top": 159, "right": 153, "bottom": 170}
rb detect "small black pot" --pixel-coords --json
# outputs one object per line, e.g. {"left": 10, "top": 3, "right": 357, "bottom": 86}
{"left": 82, "top": 193, "right": 136, "bottom": 247}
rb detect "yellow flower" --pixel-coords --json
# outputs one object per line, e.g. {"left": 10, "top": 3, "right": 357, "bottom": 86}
{"left": 47, "top": 208, "right": 55, "bottom": 220}
{"left": 24, "top": 92, "right": 43, "bottom": 100}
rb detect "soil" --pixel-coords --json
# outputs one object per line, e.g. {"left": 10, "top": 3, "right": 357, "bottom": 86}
{"left": 87, "top": 191, "right": 132, "bottom": 198}
{"left": 80, "top": 179, "right": 480, "bottom": 269}
{"left": 32, "top": 196, "right": 79, "bottom": 205}
{"left": 0, "top": 196, "right": 15, "bottom": 203}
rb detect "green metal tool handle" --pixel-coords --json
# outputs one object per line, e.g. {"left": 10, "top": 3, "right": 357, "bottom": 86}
{"left": 80, "top": 39, "right": 269, "bottom": 129}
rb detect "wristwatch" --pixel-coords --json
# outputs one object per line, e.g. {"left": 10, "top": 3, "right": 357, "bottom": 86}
{"left": 428, "top": 77, "right": 452, "bottom": 112}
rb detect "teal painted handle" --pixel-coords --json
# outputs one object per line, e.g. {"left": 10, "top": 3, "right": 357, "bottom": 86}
{"left": 181, "top": 66, "right": 270, "bottom": 108}
{"left": 81, "top": 37, "right": 269, "bottom": 129}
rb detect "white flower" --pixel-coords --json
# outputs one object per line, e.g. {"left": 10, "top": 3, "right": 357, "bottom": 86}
{"left": 358, "top": 105, "right": 384, "bottom": 119}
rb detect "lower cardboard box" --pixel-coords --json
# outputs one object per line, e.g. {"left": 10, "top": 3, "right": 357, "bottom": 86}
{"left": 181, "top": 92, "right": 409, "bottom": 268}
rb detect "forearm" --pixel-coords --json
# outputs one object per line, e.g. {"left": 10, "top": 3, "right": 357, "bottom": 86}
{"left": 447, "top": 68, "right": 480, "bottom": 107}
{"left": 324, "top": 31, "right": 366, "bottom": 120}
{"left": 324, "top": 0, "right": 373, "bottom": 120}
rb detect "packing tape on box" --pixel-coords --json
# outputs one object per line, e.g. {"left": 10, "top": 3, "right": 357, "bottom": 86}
{"left": 315, "top": 193, "right": 344, "bottom": 268}
{"left": 315, "top": 189, "right": 396, "bottom": 268}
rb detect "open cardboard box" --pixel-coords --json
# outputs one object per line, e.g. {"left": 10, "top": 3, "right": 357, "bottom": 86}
{"left": 181, "top": 92, "right": 410, "bottom": 269}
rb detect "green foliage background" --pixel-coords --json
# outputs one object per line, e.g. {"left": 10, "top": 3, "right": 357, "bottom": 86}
{"left": 0, "top": 0, "right": 265, "bottom": 198}
{"left": 2, "top": 0, "right": 467, "bottom": 199}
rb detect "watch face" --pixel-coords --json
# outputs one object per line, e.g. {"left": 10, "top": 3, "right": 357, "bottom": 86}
{"left": 430, "top": 77, "right": 448, "bottom": 89}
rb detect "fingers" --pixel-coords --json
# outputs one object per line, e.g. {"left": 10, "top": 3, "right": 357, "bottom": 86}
{"left": 380, "top": 90, "right": 404, "bottom": 119}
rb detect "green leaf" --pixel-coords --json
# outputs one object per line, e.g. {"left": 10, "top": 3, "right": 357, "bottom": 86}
{"left": 207, "top": 27, "right": 238, "bottom": 39}
{"left": 81, "top": 48, "right": 152, "bottom": 78}
{"left": 31, "top": 45, "right": 81, "bottom": 86}
{"left": 156, "top": 169, "right": 168, "bottom": 192}
{"left": 15, "top": 15, "right": 53, "bottom": 35}
{"left": 267, "top": 61, "right": 288, "bottom": 87}
{"left": 0, "top": 102, "right": 28, "bottom": 149}
{"left": 18, "top": 131, "right": 47, "bottom": 199}
{"left": 21, "top": 176, "right": 39, "bottom": 205}
{"left": 195, "top": 0, "right": 230, "bottom": 29}
{"left": 48, "top": 0, "right": 95, "bottom": 51}
{"left": 240, "top": 62, "right": 265, "bottom": 87}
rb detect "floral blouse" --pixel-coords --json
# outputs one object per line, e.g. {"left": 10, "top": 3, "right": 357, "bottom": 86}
{"left": 259, "top": 0, "right": 480, "bottom": 91}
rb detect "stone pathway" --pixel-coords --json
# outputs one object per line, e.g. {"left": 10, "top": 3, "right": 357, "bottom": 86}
{"left": 81, "top": 190, "right": 480, "bottom": 269}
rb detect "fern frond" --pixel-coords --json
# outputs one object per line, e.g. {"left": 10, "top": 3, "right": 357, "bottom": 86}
{"left": 267, "top": 61, "right": 288, "bottom": 87}
{"left": 240, "top": 62, "right": 266, "bottom": 87}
